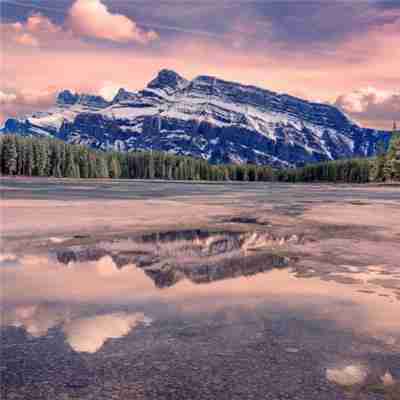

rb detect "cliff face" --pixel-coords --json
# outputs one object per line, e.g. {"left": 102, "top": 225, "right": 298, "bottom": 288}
{"left": 3, "top": 69, "right": 390, "bottom": 167}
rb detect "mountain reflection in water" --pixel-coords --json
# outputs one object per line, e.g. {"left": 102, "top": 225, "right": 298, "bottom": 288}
{"left": 1, "top": 240, "right": 400, "bottom": 353}
{"left": 54, "top": 230, "right": 294, "bottom": 288}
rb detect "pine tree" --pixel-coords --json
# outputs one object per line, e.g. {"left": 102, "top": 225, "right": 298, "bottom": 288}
{"left": 167, "top": 163, "right": 173, "bottom": 180}
{"left": 119, "top": 154, "right": 129, "bottom": 178}
{"left": 79, "top": 148, "right": 90, "bottom": 179}
{"left": 50, "top": 143, "right": 62, "bottom": 178}
{"left": 242, "top": 166, "right": 249, "bottom": 181}
{"left": 65, "top": 148, "right": 78, "bottom": 178}
{"left": 59, "top": 144, "right": 66, "bottom": 176}
{"left": 25, "top": 140, "right": 35, "bottom": 176}
{"left": 33, "top": 141, "right": 48, "bottom": 176}
{"left": 2, "top": 136, "right": 18, "bottom": 175}
{"left": 383, "top": 123, "right": 400, "bottom": 182}
{"left": 88, "top": 153, "right": 97, "bottom": 178}
{"left": 177, "top": 161, "right": 185, "bottom": 180}
{"left": 384, "top": 158, "right": 394, "bottom": 182}
{"left": 147, "top": 153, "right": 155, "bottom": 179}
{"left": 96, "top": 156, "right": 109, "bottom": 178}
{"left": 392, "top": 159, "right": 400, "bottom": 181}
{"left": 16, "top": 138, "right": 25, "bottom": 175}
{"left": 370, "top": 142, "right": 386, "bottom": 182}
{"left": 0, "top": 137, "right": 3, "bottom": 175}
{"left": 108, "top": 155, "right": 121, "bottom": 179}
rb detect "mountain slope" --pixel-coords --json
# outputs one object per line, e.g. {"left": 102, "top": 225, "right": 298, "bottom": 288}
{"left": 3, "top": 69, "right": 391, "bottom": 167}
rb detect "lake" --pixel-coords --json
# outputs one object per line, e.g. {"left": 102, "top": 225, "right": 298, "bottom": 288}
{"left": 1, "top": 178, "right": 400, "bottom": 399}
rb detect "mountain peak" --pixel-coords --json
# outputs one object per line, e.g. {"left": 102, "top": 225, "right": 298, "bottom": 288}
{"left": 112, "top": 88, "right": 138, "bottom": 104}
{"left": 57, "top": 90, "right": 109, "bottom": 109}
{"left": 193, "top": 75, "right": 217, "bottom": 83}
{"left": 147, "top": 69, "right": 188, "bottom": 93}
{"left": 57, "top": 90, "right": 79, "bottom": 106}
{"left": 78, "top": 94, "right": 109, "bottom": 109}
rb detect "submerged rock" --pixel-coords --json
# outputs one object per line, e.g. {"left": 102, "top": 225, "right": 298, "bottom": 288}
{"left": 326, "top": 364, "right": 368, "bottom": 386}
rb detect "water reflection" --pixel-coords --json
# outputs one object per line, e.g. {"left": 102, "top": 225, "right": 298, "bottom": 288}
{"left": 2, "top": 239, "right": 400, "bottom": 400}
{"left": 53, "top": 230, "right": 294, "bottom": 287}
{"left": 52, "top": 231, "right": 297, "bottom": 289}
{"left": 63, "top": 312, "right": 152, "bottom": 353}
{"left": 1, "top": 302, "right": 152, "bottom": 353}
{"left": 2, "top": 248, "right": 400, "bottom": 348}
{"left": 0, "top": 253, "right": 21, "bottom": 268}
{"left": 2, "top": 303, "right": 69, "bottom": 337}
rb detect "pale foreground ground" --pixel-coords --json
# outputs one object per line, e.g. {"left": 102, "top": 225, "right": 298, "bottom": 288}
{"left": 1, "top": 178, "right": 400, "bottom": 237}
{"left": 1, "top": 198, "right": 235, "bottom": 239}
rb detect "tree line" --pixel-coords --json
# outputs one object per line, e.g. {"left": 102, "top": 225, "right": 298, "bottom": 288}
{"left": 1, "top": 131, "right": 399, "bottom": 183}
{"left": 277, "top": 130, "right": 400, "bottom": 184}
{"left": 276, "top": 158, "right": 372, "bottom": 183}
{"left": 0, "top": 135, "right": 275, "bottom": 181}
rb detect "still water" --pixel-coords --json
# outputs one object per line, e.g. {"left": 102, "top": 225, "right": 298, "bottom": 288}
{"left": 1, "top": 232, "right": 399, "bottom": 399}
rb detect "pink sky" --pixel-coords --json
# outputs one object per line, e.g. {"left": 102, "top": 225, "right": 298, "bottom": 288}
{"left": 1, "top": 0, "right": 399, "bottom": 129}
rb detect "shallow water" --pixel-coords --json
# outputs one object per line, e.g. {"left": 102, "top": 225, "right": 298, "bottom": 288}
{"left": 1, "top": 232, "right": 399, "bottom": 399}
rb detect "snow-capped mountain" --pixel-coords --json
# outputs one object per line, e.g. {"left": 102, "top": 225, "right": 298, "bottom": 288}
{"left": 3, "top": 69, "right": 391, "bottom": 167}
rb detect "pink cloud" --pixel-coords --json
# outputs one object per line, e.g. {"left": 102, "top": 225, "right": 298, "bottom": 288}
{"left": 67, "top": 0, "right": 158, "bottom": 43}
{"left": 0, "top": 91, "right": 18, "bottom": 104}
{"left": 335, "top": 87, "right": 400, "bottom": 129}
{"left": 25, "top": 13, "right": 62, "bottom": 35}
{"left": 14, "top": 32, "right": 40, "bottom": 47}
{"left": 0, "top": 13, "right": 72, "bottom": 48}
{"left": 0, "top": 87, "right": 57, "bottom": 124}
{"left": 0, "top": 1, "right": 159, "bottom": 49}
